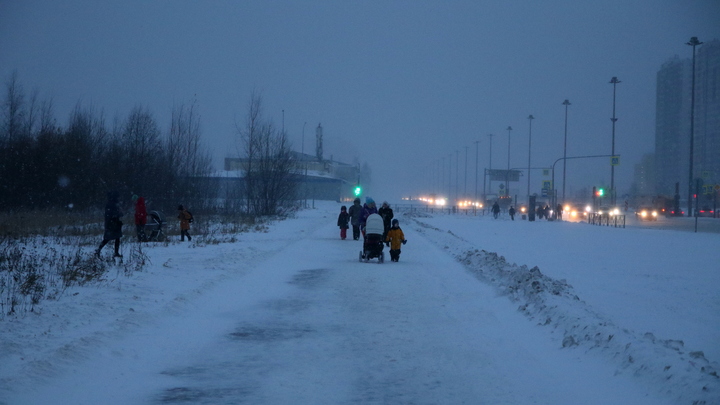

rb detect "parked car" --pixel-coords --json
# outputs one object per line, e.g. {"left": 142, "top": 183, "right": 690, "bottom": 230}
{"left": 635, "top": 206, "right": 658, "bottom": 221}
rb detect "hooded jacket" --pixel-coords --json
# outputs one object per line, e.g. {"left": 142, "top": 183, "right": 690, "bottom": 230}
{"left": 385, "top": 226, "right": 405, "bottom": 250}
{"left": 135, "top": 197, "right": 147, "bottom": 226}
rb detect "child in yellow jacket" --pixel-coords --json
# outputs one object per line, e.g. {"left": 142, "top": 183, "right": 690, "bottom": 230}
{"left": 385, "top": 219, "right": 407, "bottom": 262}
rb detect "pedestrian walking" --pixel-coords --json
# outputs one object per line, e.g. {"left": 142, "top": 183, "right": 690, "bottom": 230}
{"left": 348, "top": 198, "right": 363, "bottom": 240}
{"left": 378, "top": 201, "right": 394, "bottom": 238}
{"left": 134, "top": 195, "right": 147, "bottom": 242}
{"left": 360, "top": 197, "right": 378, "bottom": 238}
{"left": 97, "top": 191, "right": 123, "bottom": 258}
{"left": 178, "top": 205, "right": 192, "bottom": 241}
{"left": 509, "top": 206, "right": 516, "bottom": 221}
{"left": 491, "top": 201, "right": 501, "bottom": 219}
{"left": 337, "top": 205, "right": 350, "bottom": 240}
{"left": 385, "top": 219, "right": 407, "bottom": 262}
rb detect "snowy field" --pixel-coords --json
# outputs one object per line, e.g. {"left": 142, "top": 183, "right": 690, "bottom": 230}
{"left": 0, "top": 201, "right": 718, "bottom": 404}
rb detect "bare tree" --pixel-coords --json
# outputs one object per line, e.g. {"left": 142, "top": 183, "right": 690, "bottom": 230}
{"left": 1, "top": 71, "right": 25, "bottom": 142}
{"left": 237, "top": 92, "right": 296, "bottom": 216}
{"left": 237, "top": 91, "right": 262, "bottom": 213}
{"left": 167, "top": 98, "right": 213, "bottom": 207}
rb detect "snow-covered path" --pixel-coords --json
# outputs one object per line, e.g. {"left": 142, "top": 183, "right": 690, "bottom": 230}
{"left": 0, "top": 205, "right": 706, "bottom": 404}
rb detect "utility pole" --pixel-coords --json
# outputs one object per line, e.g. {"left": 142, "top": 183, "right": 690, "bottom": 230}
{"left": 455, "top": 149, "right": 459, "bottom": 201}
{"left": 474, "top": 140, "right": 480, "bottom": 202}
{"left": 609, "top": 77, "right": 621, "bottom": 205}
{"left": 487, "top": 134, "right": 493, "bottom": 201}
{"left": 464, "top": 146, "right": 469, "bottom": 197}
{"left": 562, "top": 99, "right": 571, "bottom": 203}
{"left": 506, "top": 126, "right": 512, "bottom": 195}
{"left": 527, "top": 115, "right": 534, "bottom": 204}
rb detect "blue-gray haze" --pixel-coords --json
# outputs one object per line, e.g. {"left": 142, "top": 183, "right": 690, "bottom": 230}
{"left": 1, "top": 0, "right": 719, "bottom": 201}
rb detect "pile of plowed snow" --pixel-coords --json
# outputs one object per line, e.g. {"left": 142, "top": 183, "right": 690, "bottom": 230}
{"left": 408, "top": 214, "right": 719, "bottom": 405}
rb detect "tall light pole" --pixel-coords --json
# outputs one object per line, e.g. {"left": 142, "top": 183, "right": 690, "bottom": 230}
{"left": 562, "top": 99, "right": 571, "bottom": 203}
{"left": 687, "top": 36, "right": 702, "bottom": 217}
{"left": 474, "top": 140, "right": 480, "bottom": 202}
{"left": 464, "top": 146, "right": 469, "bottom": 196}
{"left": 609, "top": 77, "right": 621, "bottom": 206}
{"left": 527, "top": 115, "right": 534, "bottom": 204}
{"left": 448, "top": 153, "right": 453, "bottom": 201}
{"left": 455, "top": 149, "right": 460, "bottom": 201}
{"left": 486, "top": 134, "right": 493, "bottom": 201}
{"left": 506, "top": 126, "right": 512, "bottom": 196}
{"left": 438, "top": 159, "right": 442, "bottom": 195}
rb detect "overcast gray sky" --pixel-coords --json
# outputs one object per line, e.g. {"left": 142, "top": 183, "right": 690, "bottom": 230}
{"left": 2, "top": 0, "right": 719, "bottom": 202}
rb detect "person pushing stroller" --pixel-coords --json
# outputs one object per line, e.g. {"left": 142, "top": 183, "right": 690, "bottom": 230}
{"left": 385, "top": 218, "right": 407, "bottom": 262}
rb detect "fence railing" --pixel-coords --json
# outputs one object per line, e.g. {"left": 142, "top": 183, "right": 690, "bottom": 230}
{"left": 588, "top": 213, "right": 626, "bottom": 228}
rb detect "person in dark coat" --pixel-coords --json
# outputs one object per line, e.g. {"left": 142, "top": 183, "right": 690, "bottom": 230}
{"left": 134, "top": 195, "right": 147, "bottom": 242}
{"left": 97, "top": 191, "right": 123, "bottom": 258}
{"left": 509, "top": 206, "right": 516, "bottom": 221}
{"left": 348, "top": 198, "right": 363, "bottom": 240}
{"left": 556, "top": 203, "right": 563, "bottom": 220}
{"left": 360, "top": 197, "right": 378, "bottom": 238}
{"left": 378, "top": 201, "right": 394, "bottom": 238}
{"left": 337, "top": 205, "right": 350, "bottom": 240}
{"left": 536, "top": 205, "right": 545, "bottom": 220}
{"left": 491, "top": 201, "right": 501, "bottom": 219}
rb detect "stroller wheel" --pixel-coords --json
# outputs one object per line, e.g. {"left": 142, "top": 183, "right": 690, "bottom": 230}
{"left": 379, "top": 252, "right": 384, "bottom": 263}
{"left": 359, "top": 251, "right": 363, "bottom": 262}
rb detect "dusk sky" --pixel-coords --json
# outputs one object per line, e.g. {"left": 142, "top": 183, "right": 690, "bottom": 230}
{"left": 2, "top": 0, "right": 719, "bottom": 201}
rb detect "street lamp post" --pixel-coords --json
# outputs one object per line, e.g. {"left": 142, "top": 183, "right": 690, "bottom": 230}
{"left": 506, "top": 126, "right": 512, "bottom": 196}
{"left": 438, "top": 159, "right": 442, "bottom": 196}
{"left": 609, "top": 77, "right": 621, "bottom": 206}
{"left": 464, "top": 146, "right": 469, "bottom": 197}
{"left": 474, "top": 140, "right": 480, "bottom": 202}
{"left": 486, "top": 134, "right": 493, "bottom": 202}
{"left": 527, "top": 115, "right": 534, "bottom": 204}
{"left": 456, "top": 149, "right": 460, "bottom": 201}
{"left": 448, "top": 153, "right": 452, "bottom": 201}
{"left": 562, "top": 99, "right": 571, "bottom": 203}
{"left": 687, "top": 36, "right": 703, "bottom": 217}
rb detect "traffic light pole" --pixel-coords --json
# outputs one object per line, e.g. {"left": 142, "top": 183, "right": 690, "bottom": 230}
{"left": 551, "top": 154, "right": 619, "bottom": 209}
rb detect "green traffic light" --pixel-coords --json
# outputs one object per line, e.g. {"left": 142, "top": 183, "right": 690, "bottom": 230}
{"left": 354, "top": 186, "right": 362, "bottom": 196}
{"left": 597, "top": 188, "right": 605, "bottom": 197}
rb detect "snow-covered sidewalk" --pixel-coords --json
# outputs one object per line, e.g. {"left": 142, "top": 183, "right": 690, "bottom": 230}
{"left": 0, "top": 203, "right": 717, "bottom": 404}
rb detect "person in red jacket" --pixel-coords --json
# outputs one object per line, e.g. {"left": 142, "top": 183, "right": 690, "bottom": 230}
{"left": 134, "top": 195, "right": 147, "bottom": 242}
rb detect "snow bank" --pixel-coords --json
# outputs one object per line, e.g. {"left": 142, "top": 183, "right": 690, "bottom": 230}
{"left": 408, "top": 214, "right": 720, "bottom": 404}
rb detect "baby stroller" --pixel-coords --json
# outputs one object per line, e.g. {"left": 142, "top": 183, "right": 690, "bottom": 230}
{"left": 359, "top": 213, "right": 384, "bottom": 263}
{"left": 144, "top": 210, "right": 166, "bottom": 241}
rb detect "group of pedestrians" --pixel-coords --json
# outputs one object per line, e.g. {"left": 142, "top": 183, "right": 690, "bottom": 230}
{"left": 337, "top": 197, "right": 406, "bottom": 261}
{"left": 535, "top": 204, "right": 563, "bottom": 220}
{"left": 96, "top": 191, "right": 193, "bottom": 258}
{"left": 489, "top": 200, "right": 564, "bottom": 221}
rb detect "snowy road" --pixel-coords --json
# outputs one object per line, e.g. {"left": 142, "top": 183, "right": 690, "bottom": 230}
{"left": 0, "top": 205, "right": 703, "bottom": 404}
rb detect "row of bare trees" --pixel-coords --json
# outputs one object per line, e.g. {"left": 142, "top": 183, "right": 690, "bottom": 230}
{"left": 0, "top": 72, "right": 213, "bottom": 212}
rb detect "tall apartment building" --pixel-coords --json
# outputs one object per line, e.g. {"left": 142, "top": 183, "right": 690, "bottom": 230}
{"left": 695, "top": 40, "right": 720, "bottom": 191}
{"left": 654, "top": 39, "right": 720, "bottom": 199}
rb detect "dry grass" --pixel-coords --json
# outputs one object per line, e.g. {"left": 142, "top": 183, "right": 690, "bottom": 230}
{"left": 0, "top": 209, "right": 103, "bottom": 238}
